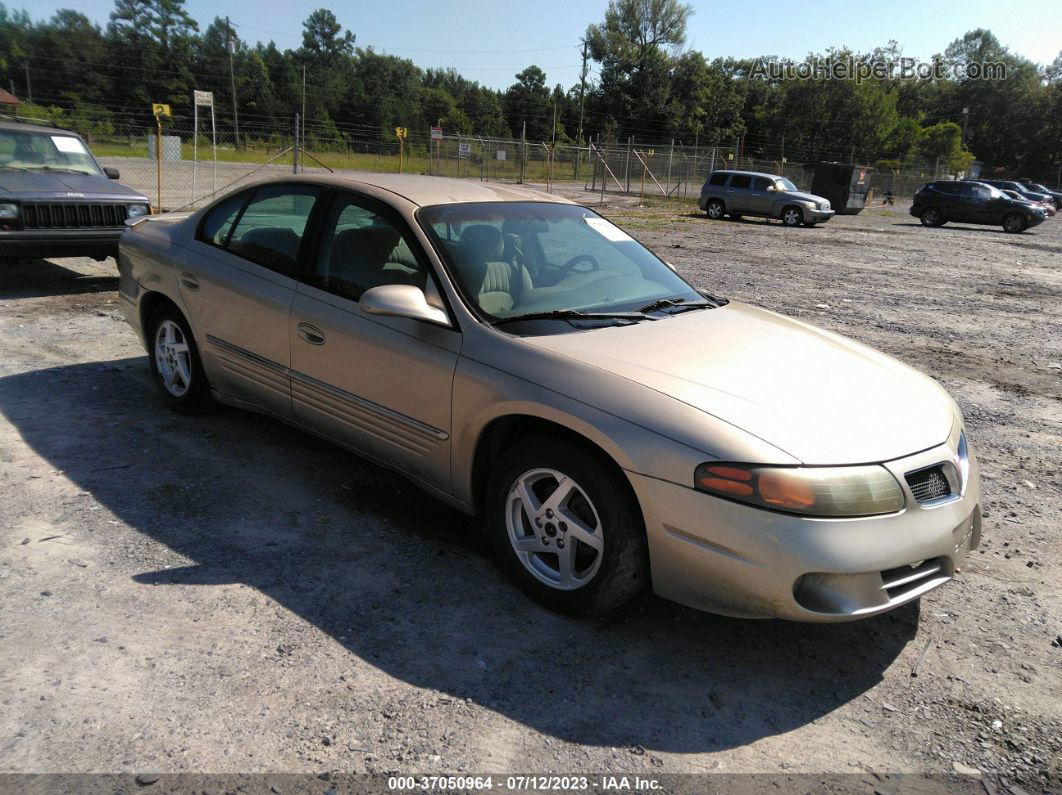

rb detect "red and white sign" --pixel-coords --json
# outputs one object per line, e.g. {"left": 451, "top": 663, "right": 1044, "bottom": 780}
{"left": 430, "top": 126, "right": 443, "bottom": 140}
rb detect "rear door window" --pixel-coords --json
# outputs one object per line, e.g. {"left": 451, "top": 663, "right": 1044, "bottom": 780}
{"left": 199, "top": 192, "right": 249, "bottom": 246}
{"left": 225, "top": 185, "right": 322, "bottom": 278}
{"left": 729, "top": 175, "right": 751, "bottom": 189}
{"left": 708, "top": 173, "right": 729, "bottom": 186}
{"left": 753, "top": 177, "right": 772, "bottom": 191}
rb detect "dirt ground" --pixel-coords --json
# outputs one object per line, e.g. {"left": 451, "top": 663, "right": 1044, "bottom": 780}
{"left": 0, "top": 198, "right": 1059, "bottom": 791}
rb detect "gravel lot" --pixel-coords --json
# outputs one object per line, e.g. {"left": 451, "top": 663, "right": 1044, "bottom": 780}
{"left": 0, "top": 198, "right": 1059, "bottom": 791}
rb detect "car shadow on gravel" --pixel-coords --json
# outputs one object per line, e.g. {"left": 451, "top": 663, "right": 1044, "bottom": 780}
{"left": 0, "top": 257, "right": 117, "bottom": 298}
{"left": 1, "top": 358, "right": 919, "bottom": 754}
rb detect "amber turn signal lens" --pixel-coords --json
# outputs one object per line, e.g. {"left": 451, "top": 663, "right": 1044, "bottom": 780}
{"left": 696, "top": 476, "right": 754, "bottom": 497}
{"left": 757, "top": 470, "right": 816, "bottom": 509}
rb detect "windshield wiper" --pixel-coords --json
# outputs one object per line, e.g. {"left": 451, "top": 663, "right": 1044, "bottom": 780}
{"left": 21, "top": 165, "right": 87, "bottom": 174}
{"left": 636, "top": 296, "right": 718, "bottom": 314}
{"left": 490, "top": 309, "right": 650, "bottom": 326}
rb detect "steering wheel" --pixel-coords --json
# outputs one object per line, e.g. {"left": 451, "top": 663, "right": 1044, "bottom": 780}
{"left": 558, "top": 254, "right": 600, "bottom": 276}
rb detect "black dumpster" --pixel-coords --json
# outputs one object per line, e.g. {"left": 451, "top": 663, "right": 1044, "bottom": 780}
{"left": 809, "top": 163, "right": 873, "bottom": 215}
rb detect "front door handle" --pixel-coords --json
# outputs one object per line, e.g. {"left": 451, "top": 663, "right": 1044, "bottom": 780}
{"left": 296, "top": 322, "right": 326, "bottom": 345}
{"left": 179, "top": 272, "right": 199, "bottom": 290}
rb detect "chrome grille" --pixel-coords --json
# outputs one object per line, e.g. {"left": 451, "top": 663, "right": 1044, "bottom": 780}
{"left": 21, "top": 203, "right": 127, "bottom": 229}
{"left": 906, "top": 465, "right": 951, "bottom": 504}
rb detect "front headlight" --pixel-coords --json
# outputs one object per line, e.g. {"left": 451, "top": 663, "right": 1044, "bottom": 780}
{"left": 694, "top": 462, "right": 905, "bottom": 517}
{"left": 0, "top": 202, "right": 18, "bottom": 220}
{"left": 955, "top": 432, "right": 970, "bottom": 493}
{"left": 126, "top": 204, "right": 149, "bottom": 219}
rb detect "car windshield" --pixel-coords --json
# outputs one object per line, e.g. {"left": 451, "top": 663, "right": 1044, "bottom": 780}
{"left": 420, "top": 202, "right": 704, "bottom": 321}
{"left": 0, "top": 130, "right": 102, "bottom": 175}
{"left": 775, "top": 178, "right": 799, "bottom": 191}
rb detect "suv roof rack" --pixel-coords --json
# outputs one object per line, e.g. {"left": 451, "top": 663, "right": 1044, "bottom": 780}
{"left": 0, "top": 113, "right": 60, "bottom": 128}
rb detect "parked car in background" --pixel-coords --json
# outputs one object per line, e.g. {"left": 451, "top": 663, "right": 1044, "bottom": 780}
{"left": 0, "top": 119, "right": 150, "bottom": 262}
{"left": 699, "top": 170, "right": 835, "bottom": 227}
{"left": 1001, "top": 189, "right": 1056, "bottom": 217}
{"left": 911, "top": 180, "right": 1046, "bottom": 233}
{"left": 117, "top": 174, "right": 981, "bottom": 622}
{"left": 1017, "top": 179, "right": 1062, "bottom": 210}
{"left": 978, "top": 179, "right": 1054, "bottom": 208}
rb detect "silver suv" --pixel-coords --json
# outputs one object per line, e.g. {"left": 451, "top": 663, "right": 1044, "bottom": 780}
{"left": 699, "top": 170, "right": 835, "bottom": 227}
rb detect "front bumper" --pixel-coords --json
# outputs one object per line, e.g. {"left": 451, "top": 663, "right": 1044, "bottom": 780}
{"left": 629, "top": 436, "right": 981, "bottom": 622}
{"left": 804, "top": 207, "right": 835, "bottom": 222}
{"left": 0, "top": 228, "right": 122, "bottom": 260}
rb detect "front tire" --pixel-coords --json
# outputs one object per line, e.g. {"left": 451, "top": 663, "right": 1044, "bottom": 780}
{"left": 1002, "top": 213, "right": 1026, "bottom": 234}
{"left": 781, "top": 206, "right": 803, "bottom": 227}
{"left": 705, "top": 199, "right": 725, "bottom": 220}
{"left": 486, "top": 437, "right": 649, "bottom": 617}
{"left": 148, "top": 305, "right": 216, "bottom": 414}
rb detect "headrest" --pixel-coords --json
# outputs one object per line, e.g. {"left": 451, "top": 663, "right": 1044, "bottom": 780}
{"left": 331, "top": 225, "right": 401, "bottom": 266}
{"left": 459, "top": 224, "right": 503, "bottom": 263}
{"left": 240, "top": 227, "right": 300, "bottom": 261}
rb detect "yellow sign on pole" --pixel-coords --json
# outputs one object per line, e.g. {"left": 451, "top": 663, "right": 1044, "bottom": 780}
{"left": 395, "top": 128, "right": 407, "bottom": 173}
{"left": 152, "top": 103, "right": 172, "bottom": 117}
{"left": 394, "top": 127, "right": 408, "bottom": 139}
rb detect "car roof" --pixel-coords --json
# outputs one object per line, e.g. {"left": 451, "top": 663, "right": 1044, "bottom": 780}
{"left": 0, "top": 120, "right": 81, "bottom": 136}
{"left": 709, "top": 170, "right": 781, "bottom": 180}
{"left": 252, "top": 172, "right": 576, "bottom": 208}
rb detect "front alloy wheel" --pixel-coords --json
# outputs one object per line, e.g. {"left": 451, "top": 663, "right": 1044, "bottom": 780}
{"left": 487, "top": 438, "right": 648, "bottom": 616}
{"left": 782, "top": 206, "right": 804, "bottom": 226}
{"left": 505, "top": 468, "right": 604, "bottom": 590}
{"left": 1002, "top": 213, "right": 1026, "bottom": 233}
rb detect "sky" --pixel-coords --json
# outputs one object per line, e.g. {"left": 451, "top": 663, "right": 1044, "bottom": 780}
{"left": 20, "top": 0, "right": 1062, "bottom": 91}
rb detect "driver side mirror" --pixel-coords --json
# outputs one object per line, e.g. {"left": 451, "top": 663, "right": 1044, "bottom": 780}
{"left": 360, "top": 284, "right": 450, "bottom": 327}
{"left": 103, "top": 166, "right": 120, "bottom": 180}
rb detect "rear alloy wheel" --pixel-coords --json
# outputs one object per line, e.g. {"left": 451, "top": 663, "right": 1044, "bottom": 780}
{"left": 487, "top": 438, "right": 648, "bottom": 616}
{"left": 705, "top": 199, "right": 725, "bottom": 220}
{"left": 1002, "top": 213, "right": 1026, "bottom": 234}
{"left": 920, "top": 207, "right": 944, "bottom": 227}
{"left": 149, "top": 306, "right": 216, "bottom": 414}
{"left": 781, "top": 206, "right": 804, "bottom": 227}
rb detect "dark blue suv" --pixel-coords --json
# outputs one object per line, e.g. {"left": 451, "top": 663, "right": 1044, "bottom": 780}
{"left": 0, "top": 120, "right": 150, "bottom": 262}
{"left": 910, "top": 180, "right": 1047, "bottom": 234}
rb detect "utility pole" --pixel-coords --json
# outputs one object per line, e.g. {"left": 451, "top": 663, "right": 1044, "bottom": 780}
{"left": 961, "top": 106, "right": 969, "bottom": 148}
{"left": 520, "top": 121, "right": 526, "bottom": 184}
{"left": 23, "top": 62, "right": 32, "bottom": 103}
{"left": 576, "top": 38, "right": 588, "bottom": 179}
{"left": 301, "top": 65, "right": 307, "bottom": 146}
{"left": 226, "top": 17, "right": 240, "bottom": 149}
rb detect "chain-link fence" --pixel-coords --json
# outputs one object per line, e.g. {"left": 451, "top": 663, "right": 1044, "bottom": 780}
{"left": 18, "top": 110, "right": 974, "bottom": 211}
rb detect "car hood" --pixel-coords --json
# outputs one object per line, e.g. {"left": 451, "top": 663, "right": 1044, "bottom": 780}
{"left": 0, "top": 170, "right": 147, "bottom": 201}
{"left": 782, "top": 191, "right": 826, "bottom": 204}
{"left": 521, "top": 302, "right": 954, "bottom": 465}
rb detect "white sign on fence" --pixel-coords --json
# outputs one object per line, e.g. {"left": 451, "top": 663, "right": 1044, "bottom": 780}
{"left": 430, "top": 126, "right": 443, "bottom": 140}
{"left": 193, "top": 90, "right": 214, "bottom": 107}
{"left": 496, "top": 150, "right": 507, "bottom": 161}
{"left": 458, "top": 142, "right": 471, "bottom": 158}
{"left": 192, "top": 88, "right": 218, "bottom": 207}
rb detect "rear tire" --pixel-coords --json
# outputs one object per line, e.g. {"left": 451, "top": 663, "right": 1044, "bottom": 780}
{"left": 920, "top": 207, "right": 945, "bottom": 227}
{"left": 781, "top": 206, "right": 803, "bottom": 227}
{"left": 486, "top": 437, "right": 649, "bottom": 617}
{"left": 1002, "top": 213, "right": 1026, "bottom": 234}
{"left": 705, "top": 199, "right": 725, "bottom": 220}
{"left": 148, "top": 304, "right": 216, "bottom": 414}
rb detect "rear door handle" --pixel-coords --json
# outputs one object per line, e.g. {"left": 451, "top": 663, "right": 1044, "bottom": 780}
{"left": 179, "top": 272, "right": 199, "bottom": 290}
{"left": 296, "top": 322, "right": 326, "bottom": 345}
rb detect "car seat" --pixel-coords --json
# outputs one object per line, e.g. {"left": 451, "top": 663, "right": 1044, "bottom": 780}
{"left": 457, "top": 224, "right": 532, "bottom": 314}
